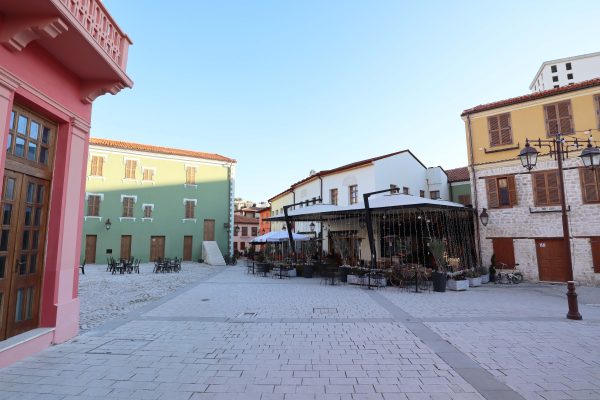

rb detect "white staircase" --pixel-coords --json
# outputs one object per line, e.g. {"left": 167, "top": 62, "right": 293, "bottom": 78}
{"left": 202, "top": 241, "right": 226, "bottom": 266}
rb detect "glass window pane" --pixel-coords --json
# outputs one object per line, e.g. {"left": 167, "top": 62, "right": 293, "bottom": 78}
{"left": 39, "top": 147, "right": 48, "bottom": 164}
{"left": 19, "top": 255, "right": 26, "bottom": 274}
{"left": 29, "top": 121, "right": 39, "bottom": 140}
{"left": 22, "top": 230, "right": 29, "bottom": 250}
{"left": 17, "top": 115, "right": 27, "bottom": 135}
{"left": 27, "top": 183, "right": 34, "bottom": 202}
{"left": 42, "top": 127, "right": 50, "bottom": 144}
{"left": 9, "top": 111, "right": 15, "bottom": 130}
{"left": 32, "top": 231, "right": 38, "bottom": 250}
{"left": 15, "top": 137, "right": 25, "bottom": 157}
{"left": 0, "top": 230, "right": 8, "bottom": 251}
{"left": 15, "top": 289, "right": 23, "bottom": 321}
{"left": 26, "top": 287, "right": 34, "bottom": 319}
{"left": 34, "top": 208, "right": 41, "bottom": 226}
{"left": 0, "top": 256, "right": 5, "bottom": 278}
{"left": 37, "top": 185, "right": 45, "bottom": 203}
{"left": 24, "top": 206, "right": 32, "bottom": 225}
{"left": 27, "top": 142, "right": 37, "bottom": 161}
{"left": 3, "top": 204, "right": 11, "bottom": 225}
{"left": 6, "top": 134, "right": 12, "bottom": 151}
{"left": 5, "top": 178, "right": 15, "bottom": 200}
{"left": 29, "top": 254, "right": 36, "bottom": 274}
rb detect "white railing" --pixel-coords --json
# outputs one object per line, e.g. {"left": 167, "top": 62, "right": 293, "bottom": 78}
{"left": 59, "top": 0, "right": 131, "bottom": 71}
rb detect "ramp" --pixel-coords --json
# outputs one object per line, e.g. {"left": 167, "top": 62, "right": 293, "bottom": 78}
{"left": 202, "top": 241, "right": 226, "bottom": 266}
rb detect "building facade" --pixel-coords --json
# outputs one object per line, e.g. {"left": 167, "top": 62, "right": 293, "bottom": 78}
{"left": 0, "top": 0, "right": 132, "bottom": 366}
{"left": 530, "top": 52, "right": 600, "bottom": 92}
{"left": 233, "top": 214, "right": 259, "bottom": 255}
{"left": 258, "top": 206, "right": 271, "bottom": 235}
{"left": 446, "top": 167, "right": 472, "bottom": 206}
{"left": 463, "top": 78, "right": 600, "bottom": 285}
{"left": 82, "top": 139, "right": 236, "bottom": 264}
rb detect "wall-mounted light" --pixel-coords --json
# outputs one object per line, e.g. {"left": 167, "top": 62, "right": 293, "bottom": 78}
{"left": 479, "top": 208, "right": 489, "bottom": 227}
{"left": 105, "top": 218, "right": 112, "bottom": 231}
{"left": 234, "top": 225, "right": 240, "bottom": 235}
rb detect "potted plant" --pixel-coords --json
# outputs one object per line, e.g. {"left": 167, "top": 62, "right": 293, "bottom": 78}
{"left": 480, "top": 266, "right": 490, "bottom": 284}
{"left": 446, "top": 270, "right": 469, "bottom": 291}
{"left": 428, "top": 239, "right": 447, "bottom": 292}
{"left": 465, "top": 269, "right": 482, "bottom": 287}
{"left": 489, "top": 254, "right": 496, "bottom": 283}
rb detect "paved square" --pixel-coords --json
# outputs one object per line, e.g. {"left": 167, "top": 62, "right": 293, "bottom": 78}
{"left": 1, "top": 263, "right": 600, "bottom": 400}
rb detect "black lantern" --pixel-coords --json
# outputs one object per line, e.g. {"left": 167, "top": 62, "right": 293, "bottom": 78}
{"left": 105, "top": 218, "right": 112, "bottom": 231}
{"left": 282, "top": 225, "right": 287, "bottom": 231}
{"left": 234, "top": 225, "right": 240, "bottom": 235}
{"left": 519, "top": 140, "right": 539, "bottom": 171}
{"left": 479, "top": 208, "right": 489, "bottom": 227}
{"left": 580, "top": 140, "right": 600, "bottom": 169}
{"left": 309, "top": 222, "right": 315, "bottom": 232}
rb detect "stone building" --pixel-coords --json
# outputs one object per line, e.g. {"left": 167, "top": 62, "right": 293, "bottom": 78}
{"left": 462, "top": 79, "right": 600, "bottom": 285}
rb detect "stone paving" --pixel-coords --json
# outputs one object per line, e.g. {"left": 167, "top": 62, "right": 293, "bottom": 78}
{"left": 1, "top": 262, "right": 600, "bottom": 400}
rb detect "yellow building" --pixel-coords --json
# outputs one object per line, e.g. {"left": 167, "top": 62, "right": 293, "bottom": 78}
{"left": 462, "top": 79, "right": 600, "bottom": 284}
{"left": 268, "top": 189, "right": 294, "bottom": 232}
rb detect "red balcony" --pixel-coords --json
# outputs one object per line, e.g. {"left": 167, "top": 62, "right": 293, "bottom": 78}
{"left": 0, "top": 0, "right": 133, "bottom": 102}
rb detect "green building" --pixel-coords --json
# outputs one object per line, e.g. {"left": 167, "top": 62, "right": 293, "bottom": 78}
{"left": 446, "top": 167, "right": 472, "bottom": 206}
{"left": 81, "top": 138, "right": 236, "bottom": 264}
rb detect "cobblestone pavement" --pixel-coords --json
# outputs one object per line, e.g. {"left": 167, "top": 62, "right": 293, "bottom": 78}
{"left": 78, "top": 262, "right": 218, "bottom": 332}
{"left": 1, "top": 262, "right": 599, "bottom": 400}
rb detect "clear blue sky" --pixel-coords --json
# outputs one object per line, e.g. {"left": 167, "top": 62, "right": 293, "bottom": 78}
{"left": 95, "top": 0, "right": 599, "bottom": 202}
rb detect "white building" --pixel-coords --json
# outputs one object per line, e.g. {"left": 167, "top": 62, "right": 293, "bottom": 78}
{"left": 268, "top": 150, "right": 454, "bottom": 258}
{"left": 530, "top": 52, "right": 600, "bottom": 92}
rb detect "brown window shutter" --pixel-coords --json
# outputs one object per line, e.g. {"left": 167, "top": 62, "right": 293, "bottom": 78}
{"left": 507, "top": 175, "right": 518, "bottom": 206}
{"left": 87, "top": 196, "right": 95, "bottom": 216}
{"left": 486, "top": 178, "right": 499, "bottom": 208}
{"left": 91, "top": 157, "right": 98, "bottom": 176}
{"left": 97, "top": 157, "right": 103, "bottom": 176}
{"left": 544, "top": 104, "right": 559, "bottom": 137}
{"left": 533, "top": 172, "right": 548, "bottom": 206}
{"left": 488, "top": 116, "right": 501, "bottom": 146}
{"left": 546, "top": 171, "right": 561, "bottom": 205}
{"left": 580, "top": 168, "right": 600, "bottom": 203}
{"left": 499, "top": 113, "right": 512, "bottom": 145}
{"left": 557, "top": 101, "right": 573, "bottom": 134}
{"left": 592, "top": 237, "right": 600, "bottom": 273}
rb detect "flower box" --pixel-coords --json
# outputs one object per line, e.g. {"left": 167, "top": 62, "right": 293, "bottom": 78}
{"left": 480, "top": 274, "right": 489, "bottom": 284}
{"left": 468, "top": 276, "right": 482, "bottom": 287}
{"left": 447, "top": 279, "right": 469, "bottom": 291}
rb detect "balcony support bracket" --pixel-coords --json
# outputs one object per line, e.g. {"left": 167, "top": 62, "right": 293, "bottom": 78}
{"left": 80, "top": 80, "right": 127, "bottom": 104}
{"left": 0, "top": 16, "right": 68, "bottom": 52}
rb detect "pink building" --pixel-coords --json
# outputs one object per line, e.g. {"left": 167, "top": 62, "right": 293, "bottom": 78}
{"left": 0, "top": 0, "right": 132, "bottom": 367}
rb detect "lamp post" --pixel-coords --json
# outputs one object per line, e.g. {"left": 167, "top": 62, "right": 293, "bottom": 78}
{"left": 519, "top": 134, "right": 599, "bottom": 320}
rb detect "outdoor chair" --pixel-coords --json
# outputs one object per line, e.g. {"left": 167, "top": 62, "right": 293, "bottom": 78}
{"left": 79, "top": 261, "right": 85, "bottom": 275}
{"left": 133, "top": 258, "right": 140, "bottom": 273}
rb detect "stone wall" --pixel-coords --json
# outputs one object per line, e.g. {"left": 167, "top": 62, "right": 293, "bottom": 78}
{"left": 473, "top": 157, "right": 600, "bottom": 285}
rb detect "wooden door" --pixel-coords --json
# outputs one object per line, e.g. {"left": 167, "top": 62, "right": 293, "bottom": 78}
{"left": 0, "top": 171, "right": 50, "bottom": 339}
{"left": 535, "top": 239, "right": 570, "bottom": 282}
{"left": 592, "top": 237, "right": 600, "bottom": 273}
{"left": 85, "top": 235, "right": 97, "bottom": 264}
{"left": 183, "top": 236, "right": 193, "bottom": 261}
{"left": 203, "top": 219, "right": 215, "bottom": 241}
{"left": 492, "top": 238, "right": 516, "bottom": 268}
{"left": 150, "top": 236, "right": 165, "bottom": 261}
{"left": 120, "top": 235, "right": 132, "bottom": 260}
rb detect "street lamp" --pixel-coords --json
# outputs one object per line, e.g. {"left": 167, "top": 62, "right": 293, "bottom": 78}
{"left": 105, "top": 218, "right": 112, "bottom": 231}
{"left": 580, "top": 140, "right": 600, "bottom": 168}
{"left": 519, "top": 140, "right": 539, "bottom": 170}
{"left": 479, "top": 208, "right": 489, "bottom": 227}
{"left": 309, "top": 222, "right": 315, "bottom": 232}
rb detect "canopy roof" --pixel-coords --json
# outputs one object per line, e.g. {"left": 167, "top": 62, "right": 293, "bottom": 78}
{"left": 268, "top": 194, "right": 469, "bottom": 222}
{"left": 250, "top": 230, "right": 310, "bottom": 243}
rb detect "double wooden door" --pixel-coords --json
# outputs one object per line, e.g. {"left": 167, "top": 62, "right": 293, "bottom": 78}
{"left": 0, "top": 170, "right": 50, "bottom": 340}
{"left": 536, "top": 239, "right": 571, "bottom": 282}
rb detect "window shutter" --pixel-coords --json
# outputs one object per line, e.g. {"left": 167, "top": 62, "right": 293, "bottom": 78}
{"left": 488, "top": 116, "right": 501, "bottom": 146}
{"left": 591, "top": 237, "right": 600, "bottom": 273}
{"left": 91, "top": 157, "right": 98, "bottom": 176}
{"left": 546, "top": 171, "right": 561, "bottom": 205}
{"left": 557, "top": 101, "right": 573, "bottom": 134}
{"left": 507, "top": 175, "right": 518, "bottom": 206}
{"left": 544, "top": 104, "right": 559, "bottom": 137}
{"left": 580, "top": 168, "right": 600, "bottom": 203}
{"left": 499, "top": 113, "right": 512, "bottom": 145}
{"left": 486, "top": 178, "right": 499, "bottom": 208}
{"left": 595, "top": 95, "right": 600, "bottom": 129}
{"left": 87, "top": 196, "right": 96, "bottom": 216}
{"left": 533, "top": 173, "right": 548, "bottom": 206}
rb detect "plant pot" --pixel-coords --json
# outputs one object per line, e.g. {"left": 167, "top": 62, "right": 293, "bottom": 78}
{"left": 447, "top": 279, "right": 469, "bottom": 291}
{"left": 347, "top": 274, "right": 359, "bottom": 285}
{"left": 303, "top": 264, "right": 313, "bottom": 278}
{"left": 480, "top": 274, "right": 489, "bottom": 284}
{"left": 489, "top": 271, "right": 496, "bottom": 282}
{"left": 468, "top": 276, "right": 482, "bottom": 287}
{"left": 432, "top": 271, "right": 446, "bottom": 292}
{"left": 339, "top": 267, "right": 350, "bottom": 283}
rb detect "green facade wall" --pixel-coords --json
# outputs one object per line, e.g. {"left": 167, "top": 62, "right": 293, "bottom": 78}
{"left": 81, "top": 146, "right": 233, "bottom": 263}
{"left": 450, "top": 182, "right": 471, "bottom": 204}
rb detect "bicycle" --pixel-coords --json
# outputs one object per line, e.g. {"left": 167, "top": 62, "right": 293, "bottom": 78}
{"left": 495, "top": 262, "right": 523, "bottom": 284}
{"left": 224, "top": 255, "right": 237, "bottom": 266}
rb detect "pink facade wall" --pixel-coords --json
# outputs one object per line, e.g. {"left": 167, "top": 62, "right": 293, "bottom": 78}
{"left": 0, "top": 39, "right": 92, "bottom": 367}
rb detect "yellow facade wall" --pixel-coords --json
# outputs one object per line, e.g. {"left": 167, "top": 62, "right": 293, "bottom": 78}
{"left": 464, "top": 86, "right": 600, "bottom": 166}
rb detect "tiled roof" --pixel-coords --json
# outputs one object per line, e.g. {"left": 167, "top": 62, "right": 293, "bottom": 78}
{"left": 461, "top": 78, "right": 600, "bottom": 116}
{"left": 234, "top": 215, "right": 259, "bottom": 224}
{"left": 90, "top": 138, "right": 236, "bottom": 163}
{"left": 446, "top": 166, "right": 469, "bottom": 183}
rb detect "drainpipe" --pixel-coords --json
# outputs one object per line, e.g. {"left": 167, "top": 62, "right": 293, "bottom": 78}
{"left": 467, "top": 114, "right": 483, "bottom": 267}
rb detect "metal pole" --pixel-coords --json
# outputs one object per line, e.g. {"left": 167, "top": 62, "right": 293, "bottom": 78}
{"left": 283, "top": 205, "right": 296, "bottom": 262}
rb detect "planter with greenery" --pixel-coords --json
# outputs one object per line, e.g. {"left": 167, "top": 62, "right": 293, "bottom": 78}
{"left": 465, "top": 269, "right": 482, "bottom": 287}
{"left": 429, "top": 238, "right": 447, "bottom": 292}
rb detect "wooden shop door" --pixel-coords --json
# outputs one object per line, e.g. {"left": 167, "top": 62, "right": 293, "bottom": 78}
{"left": 492, "top": 238, "right": 516, "bottom": 268}
{"left": 203, "top": 219, "right": 215, "bottom": 241}
{"left": 120, "top": 235, "right": 132, "bottom": 260}
{"left": 85, "top": 235, "right": 97, "bottom": 264}
{"left": 535, "top": 239, "right": 570, "bottom": 282}
{"left": 183, "top": 236, "right": 193, "bottom": 261}
{"left": 150, "top": 236, "right": 165, "bottom": 261}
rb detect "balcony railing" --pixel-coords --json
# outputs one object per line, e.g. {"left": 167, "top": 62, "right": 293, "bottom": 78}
{"left": 59, "top": 0, "right": 131, "bottom": 71}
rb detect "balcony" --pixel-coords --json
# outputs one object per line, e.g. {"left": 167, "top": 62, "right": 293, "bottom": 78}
{"left": 0, "top": 0, "right": 133, "bottom": 102}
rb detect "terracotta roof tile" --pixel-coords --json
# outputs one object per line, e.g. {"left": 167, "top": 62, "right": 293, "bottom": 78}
{"left": 462, "top": 78, "right": 600, "bottom": 116}
{"left": 446, "top": 166, "right": 469, "bottom": 183}
{"left": 234, "top": 215, "right": 259, "bottom": 224}
{"left": 90, "top": 138, "right": 236, "bottom": 163}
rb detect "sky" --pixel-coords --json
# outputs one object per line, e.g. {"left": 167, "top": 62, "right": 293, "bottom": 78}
{"left": 94, "top": 0, "right": 600, "bottom": 203}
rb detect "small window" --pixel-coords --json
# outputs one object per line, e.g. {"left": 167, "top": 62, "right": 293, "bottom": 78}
{"left": 122, "top": 197, "right": 135, "bottom": 217}
{"left": 554, "top": 85, "right": 559, "bottom": 89}
{"left": 390, "top": 184, "right": 399, "bottom": 194}
{"left": 184, "top": 200, "right": 195, "bottom": 219}
{"left": 429, "top": 190, "right": 440, "bottom": 200}
{"left": 552, "top": 76, "right": 559, "bottom": 82}
{"left": 533, "top": 171, "right": 561, "bottom": 206}
{"left": 551, "top": 65, "right": 557, "bottom": 73}
{"left": 330, "top": 188, "right": 338, "bottom": 205}
{"left": 251, "top": 227, "right": 258, "bottom": 236}
{"left": 567, "top": 73, "right": 573, "bottom": 80}
{"left": 142, "top": 168, "right": 155, "bottom": 181}
{"left": 402, "top": 187, "right": 409, "bottom": 195}
{"left": 90, "top": 156, "right": 104, "bottom": 177}
{"left": 349, "top": 185, "right": 358, "bottom": 204}
{"left": 241, "top": 226, "right": 248, "bottom": 236}
{"left": 487, "top": 113, "right": 513, "bottom": 146}
{"left": 485, "top": 176, "right": 517, "bottom": 208}
{"left": 544, "top": 101, "right": 573, "bottom": 136}
{"left": 186, "top": 166, "right": 196, "bottom": 185}
{"left": 420, "top": 190, "right": 425, "bottom": 198}
{"left": 458, "top": 194, "right": 471, "bottom": 206}
{"left": 87, "top": 195, "right": 101, "bottom": 216}
{"left": 234, "top": 226, "right": 239, "bottom": 236}
{"left": 143, "top": 205, "right": 153, "bottom": 218}
{"left": 580, "top": 168, "right": 600, "bottom": 203}
{"left": 124, "top": 159, "right": 137, "bottom": 179}
{"left": 566, "top": 62, "right": 572, "bottom": 70}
